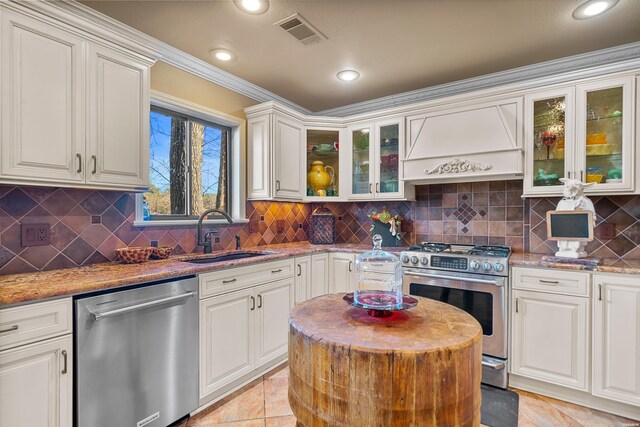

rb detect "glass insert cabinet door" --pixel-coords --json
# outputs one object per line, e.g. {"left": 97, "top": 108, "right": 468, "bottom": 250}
{"left": 526, "top": 87, "right": 575, "bottom": 193}
{"left": 351, "top": 127, "right": 371, "bottom": 196}
{"left": 575, "top": 76, "right": 634, "bottom": 191}
{"left": 377, "top": 123, "right": 400, "bottom": 195}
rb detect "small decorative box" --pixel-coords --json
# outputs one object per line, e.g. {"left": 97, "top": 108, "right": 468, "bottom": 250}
{"left": 310, "top": 207, "right": 336, "bottom": 245}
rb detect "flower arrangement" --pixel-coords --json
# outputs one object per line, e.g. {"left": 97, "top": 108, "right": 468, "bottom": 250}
{"left": 368, "top": 208, "right": 402, "bottom": 241}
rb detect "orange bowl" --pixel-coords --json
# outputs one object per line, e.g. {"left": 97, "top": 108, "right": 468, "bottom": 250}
{"left": 115, "top": 247, "right": 152, "bottom": 263}
{"left": 150, "top": 246, "right": 172, "bottom": 259}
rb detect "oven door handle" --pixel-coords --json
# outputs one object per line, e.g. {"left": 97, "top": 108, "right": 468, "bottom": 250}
{"left": 404, "top": 271, "right": 504, "bottom": 286}
{"left": 482, "top": 355, "right": 506, "bottom": 370}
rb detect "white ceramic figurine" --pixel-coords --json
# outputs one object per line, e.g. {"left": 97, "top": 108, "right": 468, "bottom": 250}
{"left": 554, "top": 178, "right": 596, "bottom": 258}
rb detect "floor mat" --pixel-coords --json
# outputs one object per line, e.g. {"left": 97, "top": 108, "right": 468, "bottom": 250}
{"left": 481, "top": 384, "right": 519, "bottom": 427}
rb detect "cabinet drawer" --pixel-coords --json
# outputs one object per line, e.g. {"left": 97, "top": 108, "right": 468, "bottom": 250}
{"left": 512, "top": 267, "right": 589, "bottom": 297}
{"left": 0, "top": 299, "right": 72, "bottom": 351}
{"left": 200, "top": 259, "right": 295, "bottom": 298}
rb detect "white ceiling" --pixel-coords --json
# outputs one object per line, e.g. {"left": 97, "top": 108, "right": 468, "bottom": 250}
{"left": 80, "top": 0, "right": 640, "bottom": 112}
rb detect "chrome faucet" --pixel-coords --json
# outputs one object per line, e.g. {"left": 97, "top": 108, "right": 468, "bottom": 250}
{"left": 197, "top": 208, "right": 233, "bottom": 254}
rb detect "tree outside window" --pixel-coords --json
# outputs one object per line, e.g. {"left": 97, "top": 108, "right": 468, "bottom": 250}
{"left": 146, "top": 107, "right": 230, "bottom": 220}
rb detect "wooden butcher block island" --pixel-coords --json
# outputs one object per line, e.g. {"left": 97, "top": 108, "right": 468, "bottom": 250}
{"left": 288, "top": 294, "right": 483, "bottom": 427}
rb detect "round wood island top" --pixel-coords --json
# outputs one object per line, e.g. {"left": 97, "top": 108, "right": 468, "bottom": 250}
{"left": 288, "top": 293, "right": 483, "bottom": 427}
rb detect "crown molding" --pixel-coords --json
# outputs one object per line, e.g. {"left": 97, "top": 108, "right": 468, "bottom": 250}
{"left": 4, "top": 0, "right": 312, "bottom": 114}
{"left": 317, "top": 41, "right": 640, "bottom": 117}
{"left": 6, "top": 1, "right": 640, "bottom": 118}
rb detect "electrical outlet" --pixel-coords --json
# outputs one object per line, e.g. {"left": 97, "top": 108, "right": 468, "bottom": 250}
{"left": 21, "top": 223, "right": 51, "bottom": 247}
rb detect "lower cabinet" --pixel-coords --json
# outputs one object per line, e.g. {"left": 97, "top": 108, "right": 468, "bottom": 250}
{"left": 310, "top": 253, "right": 329, "bottom": 298}
{"left": 593, "top": 274, "right": 640, "bottom": 406}
{"left": 0, "top": 335, "right": 72, "bottom": 427}
{"left": 199, "top": 276, "right": 294, "bottom": 402}
{"left": 255, "top": 279, "right": 295, "bottom": 366}
{"left": 329, "top": 253, "right": 355, "bottom": 293}
{"left": 294, "top": 253, "right": 329, "bottom": 303}
{"left": 511, "top": 267, "right": 640, "bottom": 419}
{"left": 511, "top": 289, "right": 589, "bottom": 390}
{"left": 0, "top": 298, "right": 73, "bottom": 427}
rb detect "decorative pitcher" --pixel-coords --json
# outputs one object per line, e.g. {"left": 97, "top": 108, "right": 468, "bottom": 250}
{"left": 307, "top": 161, "right": 334, "bottom": 195}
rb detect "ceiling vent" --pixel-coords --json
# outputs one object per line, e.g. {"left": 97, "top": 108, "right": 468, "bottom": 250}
{"left": 274, "top": 13, "right": 327, "bottom": 46}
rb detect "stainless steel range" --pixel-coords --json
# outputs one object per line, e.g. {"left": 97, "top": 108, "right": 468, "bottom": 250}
{"left": 401, "top": 243, "right": 511, "bottom": 388}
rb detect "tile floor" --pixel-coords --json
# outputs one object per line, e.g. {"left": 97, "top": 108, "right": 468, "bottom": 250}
{"left": 178, "top": 363, "right": 639, "bottom": 427}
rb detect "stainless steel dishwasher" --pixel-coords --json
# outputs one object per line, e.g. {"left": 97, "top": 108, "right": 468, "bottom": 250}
{"left": 75, "top": 276, "right": 198, "bottom": 427}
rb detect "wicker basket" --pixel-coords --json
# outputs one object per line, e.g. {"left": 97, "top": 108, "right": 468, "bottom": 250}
{"left": 150, "top": 246, "right": 172, "bottom": 260}
{"left": 310, "top": 207, "right": 336, "bottom": 244}
{"left": 115, "top": 247, "right": 152, "bottom": 264}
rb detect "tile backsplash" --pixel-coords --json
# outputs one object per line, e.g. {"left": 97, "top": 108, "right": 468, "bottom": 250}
{"left": 1, "top": 180, "right": 638, "bottom": 275}
{"left": 0, "top": 185, "right": 310, "bottom": 275}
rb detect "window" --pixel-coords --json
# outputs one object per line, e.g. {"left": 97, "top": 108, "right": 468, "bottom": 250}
{"left": 145, "top": 106, "right": 231, "bottom": 220}
{"left": 135, "top": 91, "right": 246, "bottom": 226}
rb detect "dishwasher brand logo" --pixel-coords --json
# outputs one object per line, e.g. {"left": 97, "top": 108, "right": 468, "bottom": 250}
{"left": 137, "top": 412, "right": 160, "bottom": 427}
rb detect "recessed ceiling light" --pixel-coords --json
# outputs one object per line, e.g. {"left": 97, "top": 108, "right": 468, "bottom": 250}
{"left": 573, "top": 0, "right": 619, "bottom": 19}
{"left": 210, "top": 49, "right": 236, "bottom": 62}
{"left": 233, "top": 0, "right": 269, "bottom": 15}
{"left": 337, "top": 70, "right": 360, "bottom": 82}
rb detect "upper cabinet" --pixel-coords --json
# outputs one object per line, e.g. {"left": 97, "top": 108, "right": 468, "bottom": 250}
{"left": 86, "top": 44, "right": 150, "bottom": 188}
{"left": 523, "top": 76, "right": 635, "bottom": 196}
{"left": 347, "top": 117, "right": 409, "bottom": 200}
{"left": 403, "top": 97, "right": 524, "bottom": 184}
{"left": 246, "top": 107, "right": 306, "bottom": 201}
{"left": 0, "top": 7, "right": 154, "bottom": 191}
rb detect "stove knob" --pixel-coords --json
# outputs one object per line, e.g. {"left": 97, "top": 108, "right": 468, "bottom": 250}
{"left": 493, "top": 263, "right": 504, "bottom": 272}
{"left": 482, "top": 262, "right": 492, "bottom": 271}
{"left": 420, "top": 257, "right": 429, "bottom": 266}
{"left": 470, "top": 261, "right": 480, "bottom": 270}
{"left": 401, "top": 255, "right": 410, "bottom": 263}
{"left": 410, "top": 256, "right": 419, "bottom": 264}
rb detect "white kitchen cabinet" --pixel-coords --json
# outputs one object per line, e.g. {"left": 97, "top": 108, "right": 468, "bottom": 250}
{"left": 593, "top": 274, "right": 640, "bottom": 406}
{"left": 254, "top": 278, "right": 294, "bottom": 366}
{"left": 246, "top": 107, "right": 305, "bottom": 200}
{"left": 348, "top": 117, "right": 411, "bottom": 200}
{"left": 310, "top": 253, "right": 329, "bottom": 298}
{"left": 86, "top": 43, "right": 149, "bottom": 188}
{"left": 0, "top": 8, "right": 153, "bottom": 191}
{"left": 523, "top": 75, "right": 635, "bottom": 196}
{"left": 295, "top": 254, "right": 330, "bottom": 303}
{"left": 273, "top": 114, "right": 304, "bottom": 199}
{"left": 511, "top": 289, "right": 589, "bottom": 391}
{"left": 294, "top": 256, "right": 311, "bottom": 304}
{"left": 329, "top": 253, "right": 355, "bottom": 293}
{"left": 199, "top": 288, "right": 254, "bottom": 399}
{"left": 199, "top": 263, "right": 294, "bottom": 402}
{"left": 0, "top": 336, "right": 73, "bottom": 427}
{"left": 0, "top": 297, "right": 73, "bottom": 427}
{"left": 0, "top": 10, "right": 85, "bottom": 184}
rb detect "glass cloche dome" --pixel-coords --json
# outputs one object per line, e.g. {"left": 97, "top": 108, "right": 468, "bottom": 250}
{"left": 353, "top": 234, "right": 404, "bottom": 310}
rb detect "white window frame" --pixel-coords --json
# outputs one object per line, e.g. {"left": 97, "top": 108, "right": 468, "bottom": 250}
{"left": 134, "top": 90, "right": 248, "bottom": 226}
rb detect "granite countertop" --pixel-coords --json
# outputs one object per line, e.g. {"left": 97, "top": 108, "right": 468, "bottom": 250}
{"left": 0, "top": 242, "right": 403, "bottom": 307}
{"left": 1, "top": 242, "right": 638, "bottom": 307}
{"left": 509, "top": 253, "right": 640, "bottom": 275}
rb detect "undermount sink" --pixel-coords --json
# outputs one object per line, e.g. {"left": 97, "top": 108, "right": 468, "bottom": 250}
{"left": 180, "top": 251, "right": 272, "bottom": 264}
